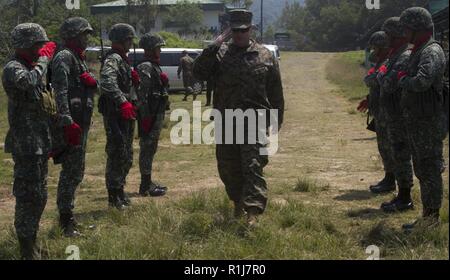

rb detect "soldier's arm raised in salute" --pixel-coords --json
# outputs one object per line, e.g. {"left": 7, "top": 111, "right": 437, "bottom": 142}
{"left": 7, "top": 56, "right": 50, "bottom": 93}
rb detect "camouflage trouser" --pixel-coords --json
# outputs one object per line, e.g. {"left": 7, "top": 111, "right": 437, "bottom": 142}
{"left": 375, "top": 118, "right": 396, "bottom": 173}
{"left": 139, "top": 114, "right": 164, "bottom": 176}
{"left": 103, "top": 116, "right": 135, "bottom": 190}
{"left": 12, "top": 155, "right": 48, "bottom": 239}
{"left": 405, "top": 112, "right": 447, "bottom": 209}
{"left": 216, "top": 143, "right": 269, "bottom": 214}
{"left": 385, "top": 118, "right": 414, "bottom": 190}
{"left": 57, "top": 127, "right": 89, "bottom": 213}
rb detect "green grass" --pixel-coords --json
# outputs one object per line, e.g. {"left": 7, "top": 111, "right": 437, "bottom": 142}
{"left": 326, "top": 51, "right": 368, "bottom": 102}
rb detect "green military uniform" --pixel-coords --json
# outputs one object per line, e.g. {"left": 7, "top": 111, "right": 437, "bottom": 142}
{"left": 399, "top": 7, "right": 447, "bottom": 228}
{"left": 178, "top": 53, "right": 196, "bottom": 100}
{"left": 2, "top": 23, "right": 52, "bottom": 259}
{"left": 193, "top": 10, "right": 284, "bottom": 215}
{"left": 376, "top": 18, "right": 414, "bottom": 212}
{"left": 52, "top": 17, "right": 95, "bottom": 236}
{"left": 364, "top": 31, "right": 397, "bottom": 193}
{"left": 136, "top": 33, "right": 168, "bottom": 197}
{"left": 99, "top": 23, "right": 137, "bottom": 209}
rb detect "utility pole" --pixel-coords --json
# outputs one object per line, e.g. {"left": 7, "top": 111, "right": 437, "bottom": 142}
{"left": 260, "top": 0, "right": 263, "bottom": 42}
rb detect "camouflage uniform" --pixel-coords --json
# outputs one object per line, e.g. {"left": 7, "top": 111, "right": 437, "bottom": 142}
{"left": 364, "top": 32, "right": 396, "bottom": 180}
{"left": 136, "top": 34, "right": 168, "bottom": 196}
{"left": 178, "top": 54, "right": 196, "bottom": 98}
{"left": 99, "top": 24, "right": 137, "bottom": 205}
{"left": 52, "top": 17, "right": 95, "bottom": 217}
{"left": 377, "top": 18, "right": 414, "bottom": 192}
{"left": 399, "top": 8, "right": 447, "bottom": 212}
{"left": 193, "top": 11, "right": 284, "bottom": 214}
{"left": 2, "top": 23, "right": 51, "bottom": 256}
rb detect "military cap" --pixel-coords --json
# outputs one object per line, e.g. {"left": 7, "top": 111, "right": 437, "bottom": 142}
{"left": 400, "top": 7, "right": 434, "bottom": 31}
{"left": 382, "top": 17, "right": 405, "bottom": 38}
{"left": 108, "top": 23, "right": 136, "bottom": 43}
{"left": 59, "top": 17, "right": 93, "bottom": 40}
{"left": 139, "top": 33, "right": 166, "bottom": 50}
{"left": 11, "top": 23, "right": 49, "bottom": 49}
{"left": 229, "top": 9, "right": 253, "bottom": 30}
{"left": 368, "top": 31, "right": 389, "bottom": 49}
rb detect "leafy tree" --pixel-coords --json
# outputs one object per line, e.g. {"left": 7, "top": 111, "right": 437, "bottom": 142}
{"left": 163, "top": 0, "right": 203, "bottom": 33}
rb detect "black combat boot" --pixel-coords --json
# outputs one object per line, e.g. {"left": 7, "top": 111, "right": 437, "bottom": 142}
{"left": 369, "top": 172, "right": 396, "bottom": 194}
{"left": 117, "top": 187, "right": 131, "bottom": 206}
{"left": 59, "top": 211, "right": 81, "bottom": 238}
{"left": 140, "top": 175, "right": 166, "bottom": 197}
{"left": 402, "top": 208, "right": 440, "bottom": 233}
{"left": 108, "top": 189, "right": 126, "bottom": 210}
{"left": 381, "top": 188, "right": 414, "bottom": 213}
{"left": 18, "top": 237, "right": 38, "bottom": 260}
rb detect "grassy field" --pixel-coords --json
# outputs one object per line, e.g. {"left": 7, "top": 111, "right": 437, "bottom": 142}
{"left": 0, "top": 52, "right": 448, "bottom": 260}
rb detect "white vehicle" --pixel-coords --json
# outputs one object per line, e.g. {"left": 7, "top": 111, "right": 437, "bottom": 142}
{"left": 263, "top": 44, "right": 281, "bottom": 62}
{"left": 129, "top": 48, "right": 204, "bottom": 92}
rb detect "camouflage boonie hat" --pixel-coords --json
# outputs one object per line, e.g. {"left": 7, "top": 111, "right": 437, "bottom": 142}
{"left": 229, "top": 9, "right": 253, "bottom": 30}
{"left": 108, "top": 23, "right": 136, "bottom": 42}
{"left": 11, "top": 23, "right": 49, "bottom": 49}
{"left": 139, "top": 33, "right": 166, "bottom": 50}
{"left": 368, "top": 31, "right": 389, "bottom": 49}
{"left": 382, "top": 17, "right": 405, "bottom": 38}
{"left": 400, "top": 7, "right": 434, "bottom": 31}
{"left": 60, "top": 17, "right": 93, "bottom": 40}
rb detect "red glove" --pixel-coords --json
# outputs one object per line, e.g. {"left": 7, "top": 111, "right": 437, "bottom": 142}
{"left": 367, "top": 67, "right": 376, "bottom": 75}
{"left": 38, "top": 42, "right": 57, "bottom": 59}
{"left": 397, "top": 71, "right": 408, "bottom": 81}
{"left": 357, "top": 98, "right": 369, "bottom": 113}
{"left": 160, "top": 72, "right": 169, "bottom": 86}
{"left": 120, "top": 101, "right": 136, "bottom": 120}
{"left": 141, "top": 117, "right": 154, "bottom": 134}
{"left": 64, "top": 123, "right": 82, "bottom": 146}
{"left": 378, "top": 65, "right": 388, "bottom": 75}
{"left": 131, "top": 69, "right": 140, "bottom": 87}
{"left": 79, "top": 72, "right": 97, "bottom": 88}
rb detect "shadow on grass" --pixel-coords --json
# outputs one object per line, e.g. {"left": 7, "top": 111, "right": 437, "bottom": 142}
{"left": 347, "top": 208, "right": 384, "bottom": 219}
{"left": 334, "top": 190, "right": 373, "bottom": 201}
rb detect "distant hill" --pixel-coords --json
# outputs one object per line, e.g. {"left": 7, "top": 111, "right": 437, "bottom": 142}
{"left": 249, "top": 0, "right": 305, "bottom": 28}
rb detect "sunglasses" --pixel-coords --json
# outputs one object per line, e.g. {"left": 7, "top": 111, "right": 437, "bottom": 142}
{"left": 232, "top": 28, "right": 251, "bottom": 33}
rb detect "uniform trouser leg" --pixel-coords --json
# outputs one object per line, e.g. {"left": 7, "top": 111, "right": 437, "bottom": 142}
{"left": 406, "top": 114, "right": 447, "bottom": 210}
{"left": 375, "top": 119, "right": 396, "bottom": 174}
{"left": 13, "top": 155, "right": 48, "bottom": 239}
{"left": 139, "top": 115, "right": 163, "bottom": 176}
{"left": 104, "top": 117, "right": 135, "bottom": 190}
{"left": 57, "top": 128, "right": 89, "bottom": 213}
{"left": 216, "top": 143, "right": 268, "bottom": 214}
{"left": 386, "top": 119, "right": 414, "bottom": 190}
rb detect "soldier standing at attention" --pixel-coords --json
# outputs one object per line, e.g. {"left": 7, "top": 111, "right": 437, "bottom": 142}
{"left": 52, "top": 17, "right": 97, "bottom": 237}
{"left": 136, "top": 33, "right": 169, "bottom": 197}
{"left": 178, "top": 50, "right": 196, "bottom": 101}
{"left": 358, "top": 31, "right": 397, "bottom": 194}
{"left": 377, "top": 17, "right": 414, "bottom": 213}
{"left": 193, "top": 9, "right": 284, "bottom": 227}
{"left": 99, "top": 23, "right": 139, "bottom": 210}
{"left": 398, "top": 7, "right": 447, "bottom": 231}
{"left": 2, "top": 23, "right": 56, "bottom": 259}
